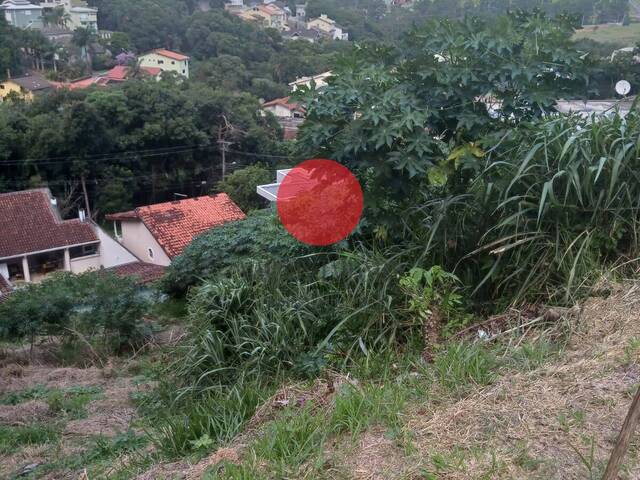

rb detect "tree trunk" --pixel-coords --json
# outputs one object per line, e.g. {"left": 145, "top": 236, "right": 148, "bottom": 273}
{"left": 422, "top": 307, "right": 442, "bottom": 363}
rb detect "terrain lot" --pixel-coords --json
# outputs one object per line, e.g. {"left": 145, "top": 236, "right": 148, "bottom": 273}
{"left": 574, "top": 23, "right": 640, "bottom": 45}
{"left": 2, "top": 285, "right": 640, "bottom": 479}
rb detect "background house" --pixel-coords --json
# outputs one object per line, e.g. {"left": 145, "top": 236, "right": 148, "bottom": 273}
{"left": 261, "top": 96, "right": 305, "bottom": 118}
{"left": 0, "top": 75, "right": 53, "bottom": 102}
{"left": 307, "top": 14, "right": 348, "bottom": 40}
{"left": 106, "top": 194, "right": 246, "bottom": 266}
{"left": 0, "top": 189, "right": 138, "bottom": 287}
{"left": 288, "top": 71, "right": 332, "bottom": 91}
{"left": 138, "top": 49, "right": 191, "bottom": 79}
{"left": 1, "top": 0, "right": 43, "bottom": 29}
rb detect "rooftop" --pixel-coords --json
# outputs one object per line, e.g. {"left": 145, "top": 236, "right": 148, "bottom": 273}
{"left": 262, "top": 96, "right": 304, "bottom": 112}
{"left": 106, "top": 262, "right": 166, "bottom": 285}
{"left": 106, "top": 194, "right": 245, "bottom": 258}
{"left": 0, "top": 189, "right": 98, "bottom": 260}
{"left": 5, "top": 75, "right": 52, "bottom": 92}
{"left": 144, "top": 49, "right": 190, "bottom": 62}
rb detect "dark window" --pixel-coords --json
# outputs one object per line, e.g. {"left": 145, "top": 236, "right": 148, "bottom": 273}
{"left": 70, "top": 243, "right": 99, "bottom": 259}
{"left": 158, "top": 60, "right": 164, "bottom": 64}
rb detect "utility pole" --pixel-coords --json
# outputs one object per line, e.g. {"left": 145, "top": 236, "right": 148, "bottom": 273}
{"left": 80, "top": 175, "right": 92, "bottom": 220}
{"left": 217, "top": 124, "right": 233, "bottom": 182}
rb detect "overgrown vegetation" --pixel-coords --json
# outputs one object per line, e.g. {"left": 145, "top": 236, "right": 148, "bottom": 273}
{"left": 0, "top": 271, "right": 149, "bottom": 354}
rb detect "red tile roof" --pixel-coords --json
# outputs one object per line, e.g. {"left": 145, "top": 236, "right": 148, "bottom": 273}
{"left": 107, "top": 262, "right": 166, "bottom": 285}
{"left": 106, "top": 194, "right": 245, "bottom": 258}
{"left": 0, "top": 189, "right": 98, "bottom": 259}
{"left": 105, "top": 65, "right": 129, "bottom": 81}
{"left": 262, "top": 96, "right": 304, "bottom": 112}
{"left": 141, "top": 66, "right": 162, "bottom": 76}
{"left": 148, "top": 49, "right": 190, "bottom": 61}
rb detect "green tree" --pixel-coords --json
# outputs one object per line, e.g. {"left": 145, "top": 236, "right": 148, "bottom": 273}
{"left": 296, "top": 12, "right": 589, "bottom": 229}
{"left": 216, "top": 163, "right": 273, "bottom": 212}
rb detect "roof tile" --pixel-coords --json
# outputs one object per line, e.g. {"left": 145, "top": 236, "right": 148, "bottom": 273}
{"left": 0, "top": 189, "right": 98, "bottom": 259}
{"left": 107, "top": 194, "right": 245, "bottom": 259}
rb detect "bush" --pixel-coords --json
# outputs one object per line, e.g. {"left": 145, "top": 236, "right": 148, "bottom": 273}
{"left": 416, "top": 111, "right": 640, "bottom": 304}
{"left": 216, "top": 164, "right": 273, "bottom": 212}
{"left": 0, "top": 271, "right": 149, "bottom": 351}
{"left": 161, "top": 209, "right": 309, "bottom": 296}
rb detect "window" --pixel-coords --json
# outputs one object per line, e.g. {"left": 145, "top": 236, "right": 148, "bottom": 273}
{"left": 148, "top": 248, "right": 154, "bottom": 259}
{"left": 70, "top": 243, "right": 99, "bottom": 259}
{"left": 171, "top": 61, "right": 175, "bottom": 65}
{"left": 157, "top": 60, "right": 164, "bottom": 64}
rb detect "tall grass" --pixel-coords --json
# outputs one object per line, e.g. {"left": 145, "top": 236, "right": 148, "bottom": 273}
{"left": 418, "top": 110, "right": 640, "bottom": 304}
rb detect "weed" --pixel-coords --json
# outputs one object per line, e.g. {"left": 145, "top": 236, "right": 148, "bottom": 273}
{"left": 331, "top": 383, "right": 408, "bottom": 436}
{"left": 151, "top": 386, "right": 265, "bottom": 458}
{"left": 0, "top": 384, "right": 50, "bottom": 405}
{"left": 433, "top": 342, "right": 497, "bottom": 391}
{"left": 0, "top": 423, "right": 60, "bottom": 454}
{"left": 623, "top": 338, "right": 640, "bottom": 365}
{"left": 253, "top": 406, "right": 326, "bottom": 467}
{"left": 46, "top": 386, "right": 103, "bottom": 418}
{"left": 204, "top": 461, "right": 266, "bottom": 480}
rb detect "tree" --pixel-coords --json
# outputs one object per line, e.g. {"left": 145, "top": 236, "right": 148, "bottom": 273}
{"left": 216, "top": 163, "right": 273, "bottom": 212}
{"left": 72, "top": 27, "right": 96, "bottom": 70}
{"left": 296, "top": 12, "right": 589, "bottom": 229}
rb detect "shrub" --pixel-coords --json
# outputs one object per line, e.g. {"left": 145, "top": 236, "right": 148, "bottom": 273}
{"left": 216, "top": 164, "right": 273, "bottom": 212}
{"left": 416, "top": 110, "right": 640, "bottom": 304}
{"left": 0, "top": 271, "right": 149, "bottom": 351}
{"left": 161, "top": 209, "right": 309, "bottom": 296}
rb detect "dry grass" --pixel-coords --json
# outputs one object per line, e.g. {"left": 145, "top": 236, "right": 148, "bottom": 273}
{"left": 398, "top": 282, "right": 640, "bottom": 479}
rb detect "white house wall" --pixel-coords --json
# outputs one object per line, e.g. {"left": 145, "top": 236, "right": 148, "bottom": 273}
{"left": 119, "top": 220, "right": 172, "bottom": 266}
{"left": 94, "top": 224, "right": 138, "bottom": 267}
{"left": 69, "top": 254, "right": 102, "bottom": 274}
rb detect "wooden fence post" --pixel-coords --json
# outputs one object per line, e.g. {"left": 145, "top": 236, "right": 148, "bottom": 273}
{"left": 602, "top": 385, "right": 640, "bottom": 480}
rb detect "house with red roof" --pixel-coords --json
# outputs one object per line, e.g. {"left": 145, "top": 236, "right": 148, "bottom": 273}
{"left": 0, "top": 188, "right": 149, "bottom": 291}
{"left": 138, "top": 49, "right": 191, "bottom": 79}
{"left": 105, "top": 194, "right": 246, "bottom": 266}
{"left": 261, "top": 96, "right": 305, "bottom": 140}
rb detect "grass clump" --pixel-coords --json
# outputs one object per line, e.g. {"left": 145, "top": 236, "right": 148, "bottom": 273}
{"left": 0, "top": 384, "right": 50, "bottom": 405}
{"left": 150, "top": 385, "right": 267, "bottom": 458}
{"left": 0, "top": 423, "right": 60, "bottom": 454}
{"left": 433, "top": 342, "right": 498, "bottom": 391}
{"left": 253, "top": 406, "right": 327, "bottom": 468}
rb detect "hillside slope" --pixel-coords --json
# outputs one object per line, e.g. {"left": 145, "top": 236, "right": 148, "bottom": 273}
{"left": 134, "top": 283, "right": 640, "bottom": 479}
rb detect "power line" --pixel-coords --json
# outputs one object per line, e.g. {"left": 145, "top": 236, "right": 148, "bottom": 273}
{"left": 0, "top": 146, "right": 293, "bottom": 167}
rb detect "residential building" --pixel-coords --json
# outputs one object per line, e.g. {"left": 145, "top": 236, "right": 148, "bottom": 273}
{"left": 68, "top": 4, "right": 97, "bottom": 31}
{"left": 1, "top": 0, "right": 43, "bottom": 29}
{"left": 0, "top": 189, "right": 139, "bottom": 289}
{"left": 250, "top": 3, "right": 288, "bottom": 30}
{"left": 0, "top": 75, "right": 53, "bottom": 102}
{"left": 39, "top": 0, "right": 98, "bottom": 31}
{"left": 262, "top": 96, "right": 305, "bottom": 139}
{"left": 138, "top": 49, "right": 191, "bottom": 79}
{"left": 262, "top": 96, "right": 305, "bottom": 119}
{"left": 105, "top": 194, "right": 246, "bottom": 266}
{"left": 307, "top": 14, "right": 348, "bottom": 40}
{"left": 256, "top": 168, "right": 293, "bottom": 202}
{"left": 282, "top": 25, "right": 322, "bottom": 42}
{"left": 224, "top": 0, "right": 245, "bottom": 13}
{"left": 288, "top": 71, "right": 332, "bottom": 91}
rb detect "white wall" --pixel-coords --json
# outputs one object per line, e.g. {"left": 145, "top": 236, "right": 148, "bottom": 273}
{"left": 0, "top": 263, "right": 8, "bottom": 279}
{"left": 94, "top": 224, "right": 138, "bottom": 267}
{"left": 120, "top": 220, "right": 172, "bottom": 267}
{"left": 139, "top": 53, "right": 190, "bottom": 79}
{"left": 69, "top": 254, "right": 102, "bottom": 274}
{"left": 264, "top": 104, "right": 294, "bottom": 118}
